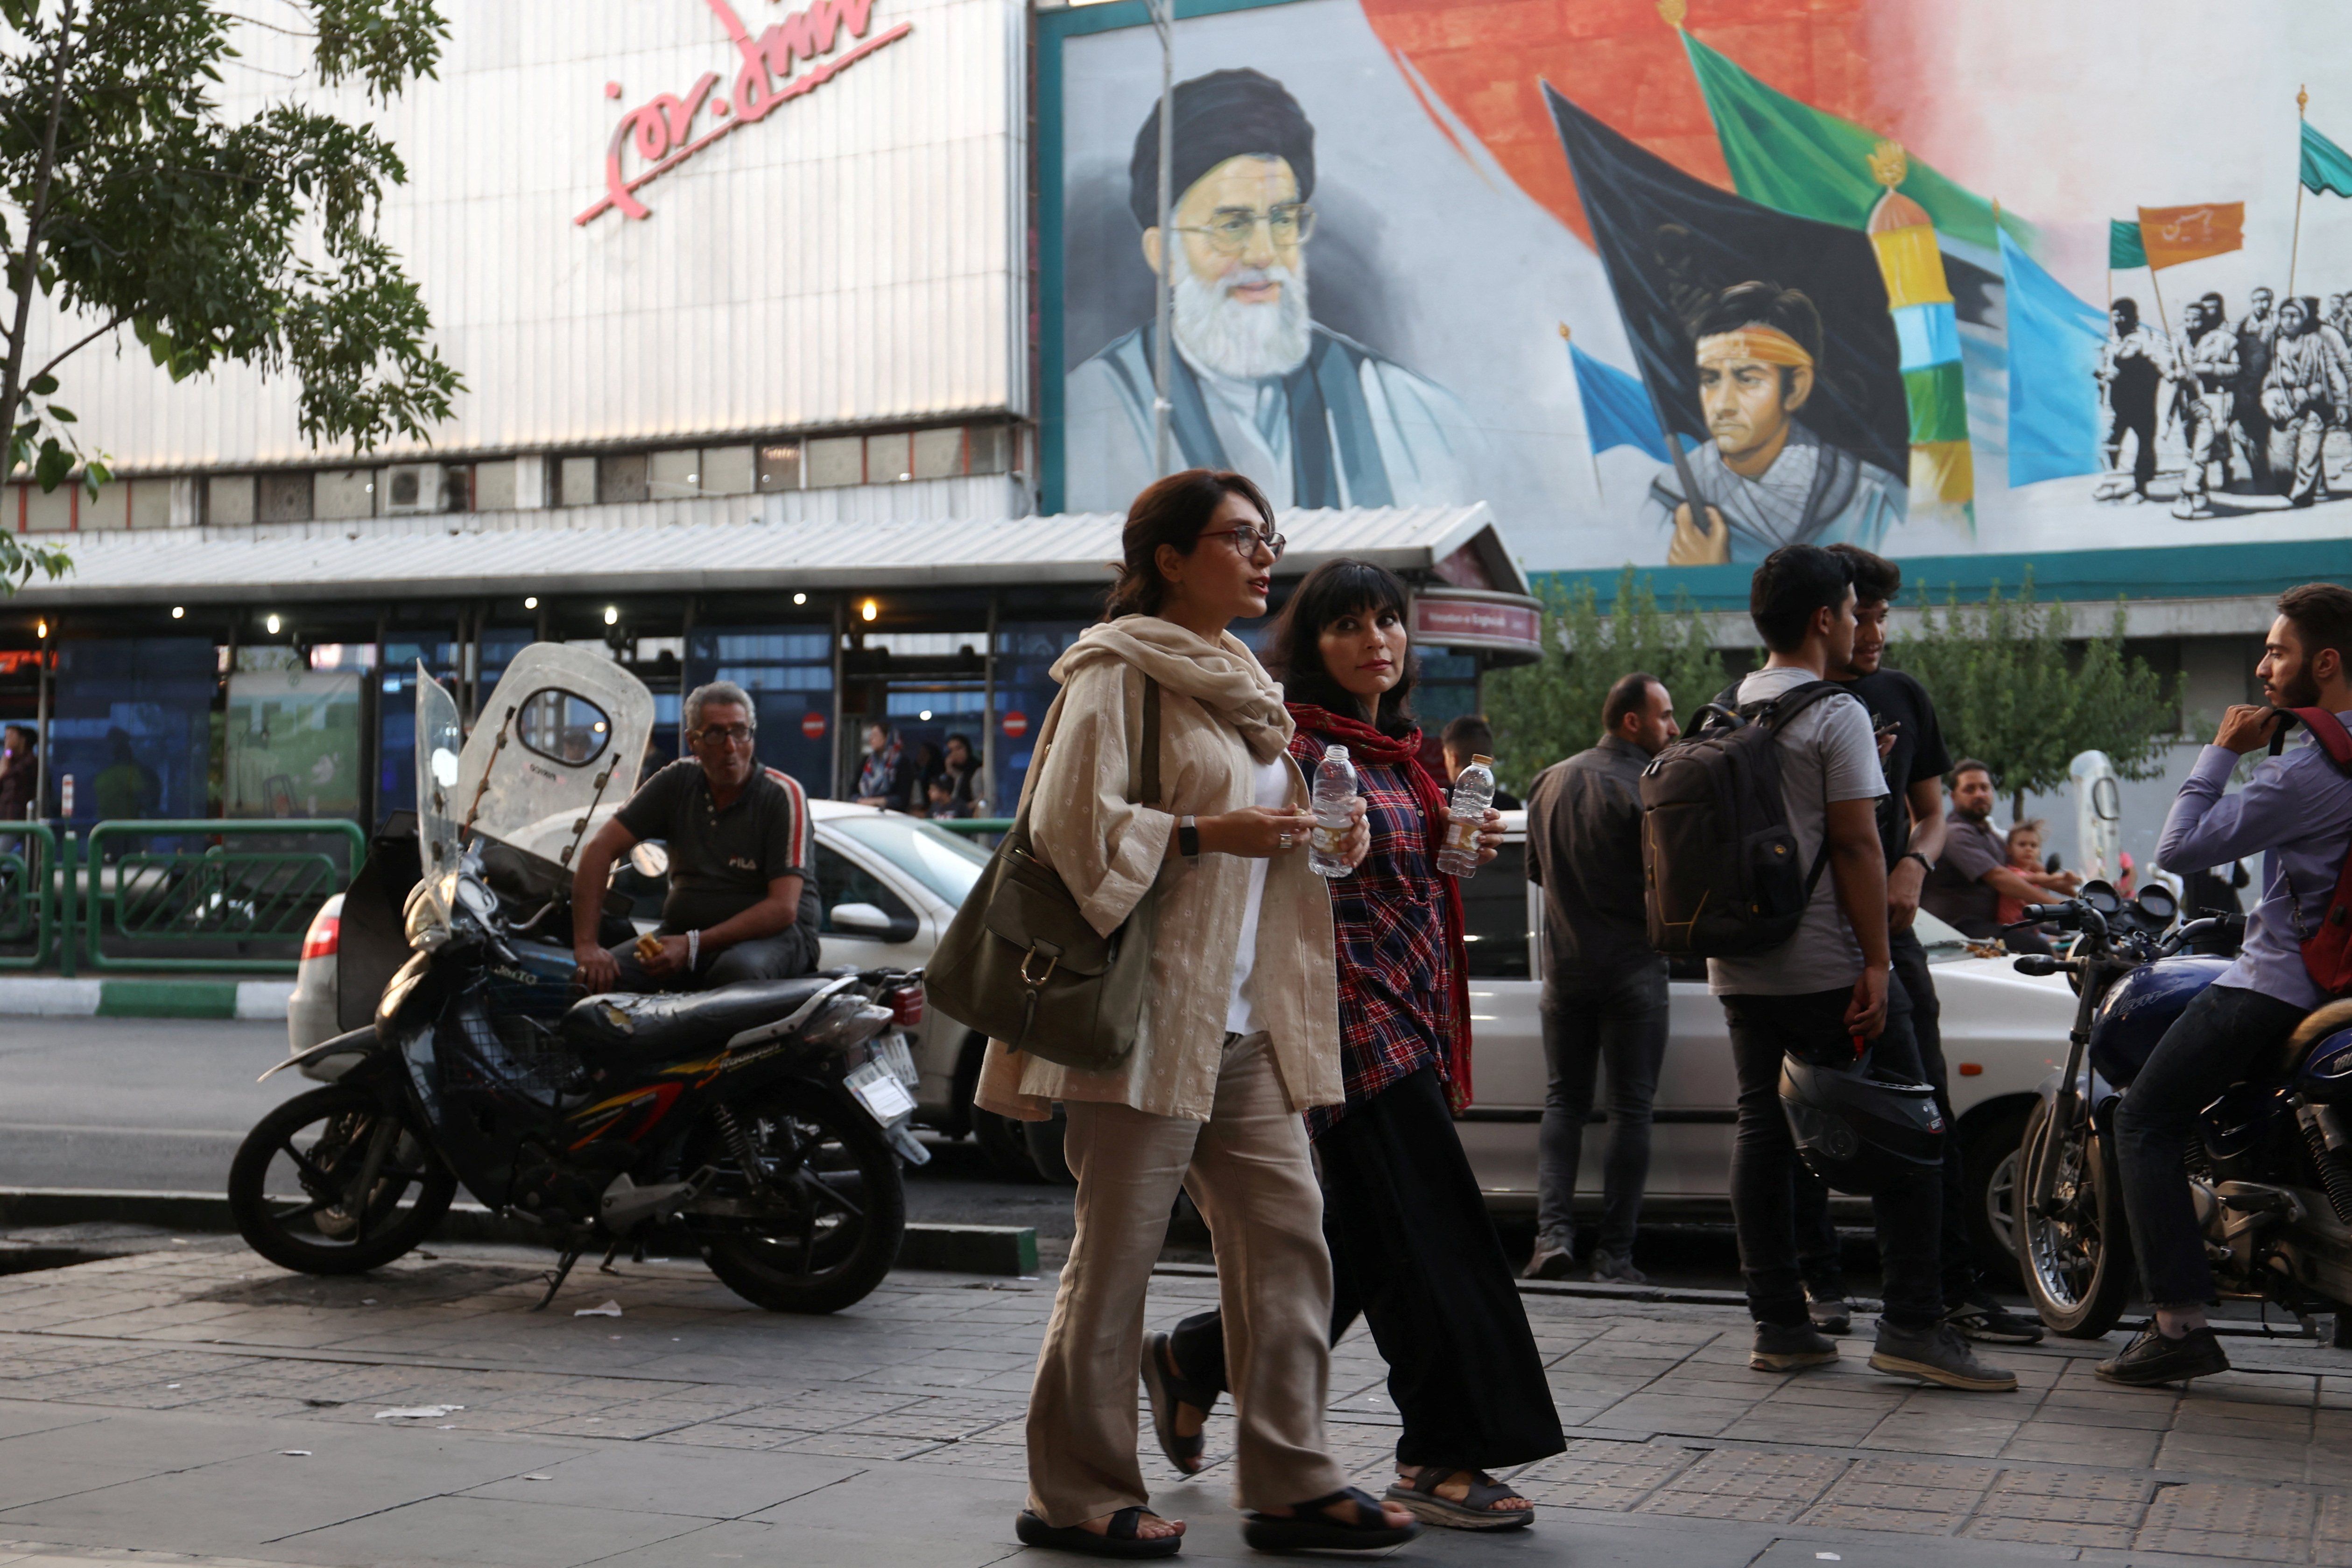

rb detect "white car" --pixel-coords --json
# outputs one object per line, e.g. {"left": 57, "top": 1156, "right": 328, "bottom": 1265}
{"left": 1457, "top": 814, "right": 2077, "bottom": 1275}
{"left": 286, "top": 795, "right": 1042, "bottom": 1174}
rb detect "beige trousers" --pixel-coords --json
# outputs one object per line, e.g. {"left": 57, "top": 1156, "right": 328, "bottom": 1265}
{"left": 1024, "top": 1032, "right": 1346, "bottom": 1526}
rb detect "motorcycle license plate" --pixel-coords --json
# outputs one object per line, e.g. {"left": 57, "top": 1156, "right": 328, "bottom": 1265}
{"left": 876, "top": 1029, "right": 919, "bottom": 1089}
{"left": 845, "top": 1059, "right": 916, "bottom": 1125}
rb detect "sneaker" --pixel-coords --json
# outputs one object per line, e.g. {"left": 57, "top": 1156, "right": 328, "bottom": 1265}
{"left": 1945, "top": 1293, "right": 2046, "bottom": 1345}
{"left": 1868, "top": 1321, "right": 2019, "bottom": 1392}
{"left": 1589, "top": 1250, "right": 1651, "bottom": 1286}
{"left": 1750, "top": 1321, "right": 1839, "bottom": 1372}
{"left": 1521, "top": 1242, "right": 1574, "bottom": 1281}
{"left": 2096, "top": 1322, "right": 2230, "bottom": 1386}
{"left": 1807, "top": 1296, "right": 1852, "bottom": 1337}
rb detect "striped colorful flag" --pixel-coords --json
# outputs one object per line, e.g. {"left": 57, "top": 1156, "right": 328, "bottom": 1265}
{"left": 1866, "top": 145, "right": 1972, "bottom": 509}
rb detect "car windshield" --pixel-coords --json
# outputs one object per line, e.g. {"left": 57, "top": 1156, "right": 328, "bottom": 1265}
{"left": 1911, "top": 907, "right": 1972, "bottom": 953}
{"left": 827, "top": 814, "right": 991, "bottom": 907}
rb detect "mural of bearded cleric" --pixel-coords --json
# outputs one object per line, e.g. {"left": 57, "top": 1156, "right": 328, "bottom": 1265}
{"left": 1641, "top": 282, "right": 1905, "bottom": 565}
{"left": 1063, "top": 68, "right": 1474, "bottom": 513}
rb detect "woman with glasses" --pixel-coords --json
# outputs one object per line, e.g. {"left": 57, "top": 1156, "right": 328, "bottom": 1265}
{"left": 979, "top": 471, "right": 1418, "bottom": 1558}
{"left": 1139, "top": 558, "right": 1563, "bottom": 1531}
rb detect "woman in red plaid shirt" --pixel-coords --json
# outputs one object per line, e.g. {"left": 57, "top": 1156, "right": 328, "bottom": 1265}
{"left": 1145, "top": 559, "right": 1564, "bottom": 1531}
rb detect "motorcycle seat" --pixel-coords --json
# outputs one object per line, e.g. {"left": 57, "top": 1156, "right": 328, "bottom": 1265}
{"left": 563, "top": 975, "right": 841, "bottom": 1063}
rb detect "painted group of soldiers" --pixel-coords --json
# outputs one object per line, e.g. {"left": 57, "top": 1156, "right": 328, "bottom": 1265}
{"left": 2098, "top": 285, "right": 2350, "bottom": 517}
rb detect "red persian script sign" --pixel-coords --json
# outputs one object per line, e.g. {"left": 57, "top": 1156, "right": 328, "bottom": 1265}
{"left": 577, "top": 0, "right": 911, "bottom": 225}
{"left": 1409, "top": 597, "right": 1542, "bottom": 653}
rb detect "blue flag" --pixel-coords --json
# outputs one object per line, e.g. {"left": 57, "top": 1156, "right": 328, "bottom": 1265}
{"left": 1570, "top": 340, "right": 1670, "bottom": 462}
{"left": 1999, "top": 229, "right": 2105, "bottom": 488}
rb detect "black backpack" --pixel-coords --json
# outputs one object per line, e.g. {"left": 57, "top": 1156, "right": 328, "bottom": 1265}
{"left": 1639, "top": 679, "right": 1856, "bottom": 957}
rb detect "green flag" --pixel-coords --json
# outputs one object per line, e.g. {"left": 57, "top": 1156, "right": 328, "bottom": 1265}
{"left": 2109, "top": 218, "right": 2148, "bottom": 269}
{"left": 1678, "top": 29, "right": 2026, "bottom": 251}
{"left": 2304, "top": 120, "right": 2352, "bottom": 198}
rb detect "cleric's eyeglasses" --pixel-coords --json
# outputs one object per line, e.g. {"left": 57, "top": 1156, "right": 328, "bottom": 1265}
{"left": 1199, "top": 525, "right": 1286, "bottom": 562}
{"left": 1176, "top": 203, "right": 1317, "bottom": 256}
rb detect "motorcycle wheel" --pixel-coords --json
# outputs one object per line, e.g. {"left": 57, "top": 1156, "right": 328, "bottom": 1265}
{"left": 228, "top": 1083, "right": 456, "bottom": 1276}
{"left": 2014, "top": 1097, "right": 2135, "bottom": 1338}
{"left": 686, "top": 1080, "right": 905, "bottom": 1314}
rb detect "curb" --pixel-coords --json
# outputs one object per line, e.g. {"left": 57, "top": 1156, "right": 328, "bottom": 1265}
{"left": 0, "top": 978, "right": 293, "bottom": 1020}
{"left": 0, "top": 1187, "right": 1036, "bottom": 1279}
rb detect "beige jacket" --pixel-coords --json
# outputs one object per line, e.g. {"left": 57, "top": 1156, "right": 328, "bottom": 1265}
{"left": 974, "top": 617, "right": 1343, "bottom": 1122}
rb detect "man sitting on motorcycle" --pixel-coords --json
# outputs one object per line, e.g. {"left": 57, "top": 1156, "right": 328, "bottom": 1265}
{"left": 2106, "top": 583, "right": 2352, "bottom": 1385}
{"left": 570, "top": 682, "right": 822, "bottom": 995}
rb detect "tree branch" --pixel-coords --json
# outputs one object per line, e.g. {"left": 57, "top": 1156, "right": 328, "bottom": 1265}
{"left": 1, "top": 0, "right": 81, "bottom": 473}
{"left": 26, "top": 311, "right": 124, "bottom": 393}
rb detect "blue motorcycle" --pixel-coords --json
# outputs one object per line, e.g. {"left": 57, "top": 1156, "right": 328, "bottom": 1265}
{"left": 2013, "top": 881, "right": 2352, "bottom": 1338}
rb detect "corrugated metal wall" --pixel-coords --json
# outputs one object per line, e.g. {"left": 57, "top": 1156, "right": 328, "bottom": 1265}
{"left": 25, "top": 0, "right": 1026, "bottom": 472}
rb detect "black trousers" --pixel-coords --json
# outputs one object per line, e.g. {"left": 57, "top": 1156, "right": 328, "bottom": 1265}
{"left": 1722, "top": 981, "right": 1944, "bottom": 1330}
{"left": 1165, "top": 1066, "right": 1564, "bottom": 1470}
{"left": 1793, "top": 930, "right": 1974, "bottom": 1308}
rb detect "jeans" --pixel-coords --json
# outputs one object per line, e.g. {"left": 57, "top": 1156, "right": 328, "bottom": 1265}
{"left": 1720, "top": 980, "right": 1945, "bottom": 1330}
{"left": 1536, "top": 960, "right": 1671, "bottom": 1257}
{"left": 604, "top": 925, "right": 818, "bottom": 991}
{"left": 2115, "top": 982, "right": 2309, "bottom": 1307}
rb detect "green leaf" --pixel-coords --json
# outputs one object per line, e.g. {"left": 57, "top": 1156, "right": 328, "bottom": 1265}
{"left": 47, "top": 406, "right": 74, "bottom": 423}
{"left": 26, "top": 374, "right": 57, "bottom": 396}
{"left": 34, "top": 440, "right": 71, "bottom": 492}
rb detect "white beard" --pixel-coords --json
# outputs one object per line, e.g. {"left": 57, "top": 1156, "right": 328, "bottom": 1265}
{"left": 1172, "top": 264, "right": 1312, "bottom": 381}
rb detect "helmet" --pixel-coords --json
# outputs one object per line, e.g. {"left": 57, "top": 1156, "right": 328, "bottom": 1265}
{"left": 1778, "top": 1051, "right": 1946, "bottom": 1195}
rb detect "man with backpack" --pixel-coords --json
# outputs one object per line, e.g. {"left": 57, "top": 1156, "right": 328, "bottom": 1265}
{"left": 1655, "top": 545, "right": 2014, "bottom": 1390}
{"left": 2107, "top": 583, "right": 2352, "bottom": 1385}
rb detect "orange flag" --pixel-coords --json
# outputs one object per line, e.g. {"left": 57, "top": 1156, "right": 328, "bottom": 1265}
{"left": 2136, "top": 203, "right": 2246, "bottom": 269}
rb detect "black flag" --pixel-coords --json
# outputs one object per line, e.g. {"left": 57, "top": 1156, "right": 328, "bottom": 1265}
{"left": 1547, "top": 83, "right": 1910, "bottom": 483}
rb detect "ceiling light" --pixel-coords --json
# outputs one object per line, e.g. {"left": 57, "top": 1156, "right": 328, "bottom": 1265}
{"left": 603, "top": 605, "right": 619, "bottom": 626}
{"left": 859, "top": 599, "right": 878, "bottom": 622}
{"left": 34, "top": 619, "right": 47, "bottom": 639}
{"left": 524, "top": 596, "right": 538, "bottom": 610}
{"left": 170, "top": 605, "right": 184, "bottom": 619}
{"left": 919, "top": 709, "right": 932, "bottom": 721}
{"left": 266, "top": 614, "right": 282, "bottom": 634}
{"left": 792, "top": 592, "right": 807, "bottom": 606}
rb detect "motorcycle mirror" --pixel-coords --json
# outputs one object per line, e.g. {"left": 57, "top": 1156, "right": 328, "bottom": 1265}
{"left": 627, "top": 841, "right": 670, "bottom": 878}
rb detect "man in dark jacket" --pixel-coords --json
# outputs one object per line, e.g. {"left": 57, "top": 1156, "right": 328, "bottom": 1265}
{"left": 0, "top": 725, "right": 36, "bottom": 821}
{"left": 1521, "top": 672, "right": 1677, "bottom": 1282}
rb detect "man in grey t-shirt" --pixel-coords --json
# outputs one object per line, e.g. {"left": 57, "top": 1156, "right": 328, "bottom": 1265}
{"left": 1712, "top": 546, "right": 2015, "bottom": 1393}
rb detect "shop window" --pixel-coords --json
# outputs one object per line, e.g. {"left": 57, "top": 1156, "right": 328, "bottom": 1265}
{"left": 208, "top": 475, "right": 256, "bottom": 525}
{"left": 865, "top": 431, "right": 912, "bottom": 483}
{"left": 473, "top": 460, "right": 517, "bottom": 512}
{"left": 559, "top": 456, "right": 596, "bottom": 506}
{"left": 315, "top": 469, "right": 374, "bottom": 520}
{"left": 805, "top": 436, "right": 863, "bottom": 488}
{"left": 598, "top": 453, "right": 650, "bottom": 505}
{"left": 911, "top": 427, "right": 963, "bottom": 480}
{"left": 701, "top": 445, "right": 755, "bottom": 495}
{"left": 23, "top": 485, "right": 70, "bottom": 533}
{"left": 967, "top": 424, "right": 1011, "bottom": 476}
{"left": 757, "top": 443, "right": 803, "bottom": 492}
{"left": 50, "top": 637, "right": 217, "bottom": 824}
{"left": 648, "top": 448, "right": 700, "bottom": 499}
{"left": 225, "top": 668, "right": 364, "bottom": 819}
{"left": 128, "top": 480, "right": 174, "bottom": 530}
{"left": 258, "top": 472, "right": 313, "bottom": 524}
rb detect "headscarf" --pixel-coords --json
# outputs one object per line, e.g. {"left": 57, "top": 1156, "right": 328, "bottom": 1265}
{"left": 1051, "top": 616, "right": 1293, "bottom": 763}
{"left": 1285, "top": 702, "right": 1474, "bottom": 1113}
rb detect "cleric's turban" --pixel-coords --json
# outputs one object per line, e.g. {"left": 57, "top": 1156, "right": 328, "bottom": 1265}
{"left": 1128, "top": 68, "right": 1317, "bottom": 232}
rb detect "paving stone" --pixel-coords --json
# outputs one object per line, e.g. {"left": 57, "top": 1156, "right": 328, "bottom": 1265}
{"left": 1796, "top": 1503, "right": 1962, "bottom": 1534}
{"left": 1961, "top": 1514, "right": 2137, "bottom": 1549}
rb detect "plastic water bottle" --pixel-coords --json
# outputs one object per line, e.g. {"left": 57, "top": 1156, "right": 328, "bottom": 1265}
{"left": 1307, "top": 745, "right": 1359, "bottom": 879}
{"left": 1437, "top": 754, "right": 1495, "bottom": 879}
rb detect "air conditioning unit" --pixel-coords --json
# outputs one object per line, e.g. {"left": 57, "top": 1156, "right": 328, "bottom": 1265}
{"left": 382, "top": 464, "right": 445, "bottom": 515}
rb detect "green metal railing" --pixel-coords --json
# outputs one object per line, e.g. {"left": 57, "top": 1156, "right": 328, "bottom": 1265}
{"left": 0, "top": 823, "right": 57, "bottom": 970}
{"left": 69, "top": 819, "right": 367, "bottom": 974}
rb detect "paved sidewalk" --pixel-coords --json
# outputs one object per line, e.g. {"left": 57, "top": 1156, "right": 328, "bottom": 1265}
{"left": 1, "top": 1241, "right": 2349, "bottom": 1566}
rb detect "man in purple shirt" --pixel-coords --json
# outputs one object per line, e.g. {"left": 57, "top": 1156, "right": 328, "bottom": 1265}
{"left": 2104, "top": 583, "right": 2352, "bottom": 1385}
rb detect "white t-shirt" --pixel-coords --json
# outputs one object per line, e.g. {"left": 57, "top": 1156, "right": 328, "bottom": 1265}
{"left": 1707, "top": 665, "right": 1887, "bottom": 997}
{"left": 1225, "top": 754, "right": 1295, "bottom": 1035}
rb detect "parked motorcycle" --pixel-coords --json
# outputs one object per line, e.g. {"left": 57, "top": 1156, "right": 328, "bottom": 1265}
{"left": 2012, "top": 879, "right": 2352, "bottom": 1343}
{"left": 226, "top": 649, "right": 927, "bottom": 1315}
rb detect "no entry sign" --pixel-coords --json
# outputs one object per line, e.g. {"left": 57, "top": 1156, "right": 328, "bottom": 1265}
{"left": 801, "top": 711, "right": 827, "bottom": 740}
{"left": 1001, "top": 710, "right": 1028, "bottom": 739}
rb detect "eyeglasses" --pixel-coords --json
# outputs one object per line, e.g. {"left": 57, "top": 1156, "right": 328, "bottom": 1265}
{"left": 1175, "top": 203, "right": 1317, "bottom": 256}
{"left": 1200, "top": 525, "right": 1286, "bottom": 561}
{"left": 694, "top": 724, "right": 755, "bottom": 747}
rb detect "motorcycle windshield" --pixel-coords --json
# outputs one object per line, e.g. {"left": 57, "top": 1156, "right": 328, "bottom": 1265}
{"left": 415, "top": 664, "right": 466, "bottom": 888}
{"left": 451, "top": 644, "right": 655, "bottom": 865}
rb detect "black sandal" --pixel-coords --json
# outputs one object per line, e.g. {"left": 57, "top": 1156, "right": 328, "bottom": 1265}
{"left": 1241, "top": 1487, "right": 1420, "bottom": 1553}
{"left": 1384, "top": 1467, "right": 1534, "bottom": 1530}
{"left": 1139, "top": 1330, "right": 1217, "bottom": 1475}
{"left": 1015, "top": 1507, "right": 1183, "bottom": 1558}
